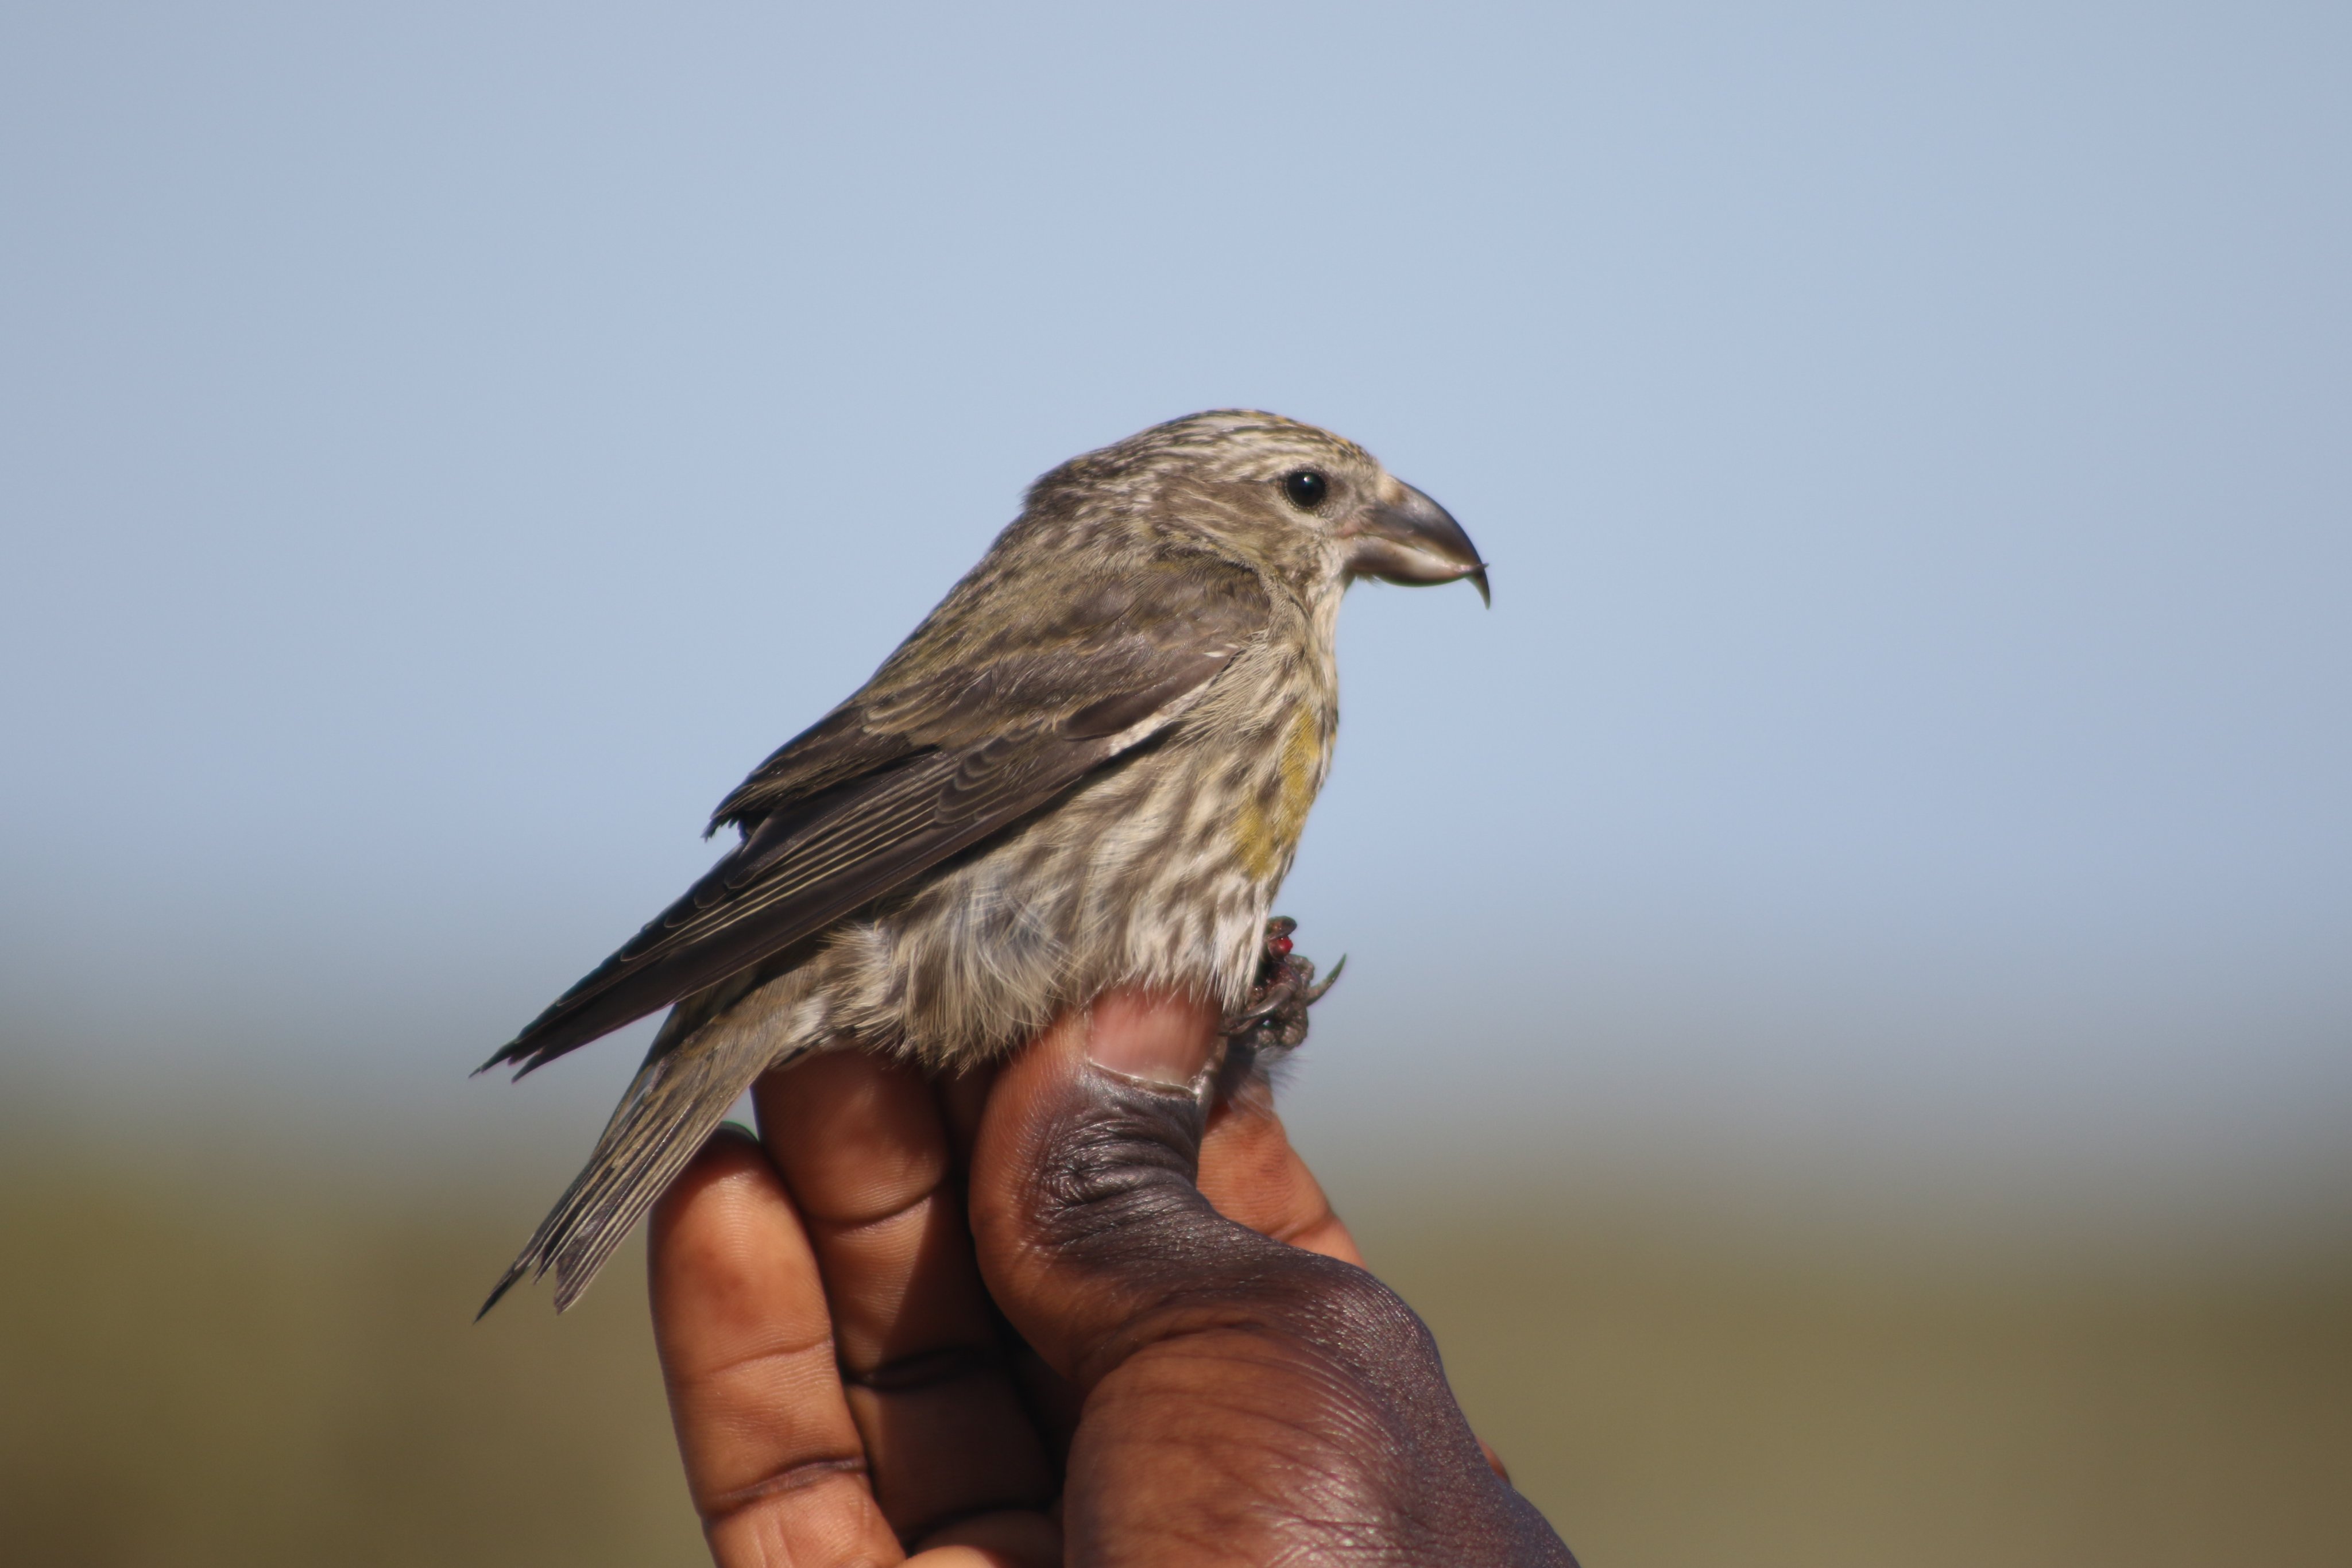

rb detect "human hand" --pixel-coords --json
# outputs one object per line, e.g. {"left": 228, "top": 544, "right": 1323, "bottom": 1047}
{"left": 648, "top": 989, "right": 1576, "bottom": 1566}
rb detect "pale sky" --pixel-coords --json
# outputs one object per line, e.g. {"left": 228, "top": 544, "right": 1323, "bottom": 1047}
{"left": 4, "top": 3, "right": 2346, "bottom": 1242}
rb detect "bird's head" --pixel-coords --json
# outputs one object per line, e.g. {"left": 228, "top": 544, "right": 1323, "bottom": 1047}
{"left": 1032, "top": 410, "right": 1489, "bottom": 606}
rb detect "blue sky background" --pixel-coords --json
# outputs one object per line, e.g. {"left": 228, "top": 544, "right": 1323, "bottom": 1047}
{"left": 4, "top": 3, "right": 2346, "bottom": 1250}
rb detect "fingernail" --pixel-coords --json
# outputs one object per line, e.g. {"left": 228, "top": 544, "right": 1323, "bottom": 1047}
{"left": 1084, "top": 991, "right": 1215, "bottom": 1091}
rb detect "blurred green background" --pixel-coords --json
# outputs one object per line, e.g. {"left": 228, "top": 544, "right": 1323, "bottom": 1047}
{"left": 5, "top": 3, "right": 2348, "bottom": 1563}
{"left": 4, "top": 1112, "right": 2346, "bottom": 1567}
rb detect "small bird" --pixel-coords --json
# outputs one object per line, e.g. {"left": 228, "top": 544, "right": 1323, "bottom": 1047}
{"left": 478, "top": 411, "right": 1487, "bottom": 1313}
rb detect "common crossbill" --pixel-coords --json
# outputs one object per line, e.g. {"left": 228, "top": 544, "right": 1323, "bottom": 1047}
{"left": 480, "top": 411, "right": 1486, "bottom": 1313}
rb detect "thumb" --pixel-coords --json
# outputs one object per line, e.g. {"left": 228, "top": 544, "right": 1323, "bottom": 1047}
{"left": 964, "top": 990, "right": 1577, "bottom": 1566}
{"left": 966, "top": 989, "right": 1313, "bottom": 1386}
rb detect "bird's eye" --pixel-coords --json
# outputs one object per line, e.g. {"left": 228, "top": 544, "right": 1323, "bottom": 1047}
{"left": 1282, "top": 470, "right": 1329, "bottom": 510}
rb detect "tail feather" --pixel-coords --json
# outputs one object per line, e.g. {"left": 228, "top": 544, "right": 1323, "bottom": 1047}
{"left": 481, "top": 981, "right": 822, "bottom": 1316}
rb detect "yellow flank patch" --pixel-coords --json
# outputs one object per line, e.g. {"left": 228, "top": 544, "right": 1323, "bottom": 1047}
{"left": 1233, "top": 705, "right": 1325, "bottom": 882}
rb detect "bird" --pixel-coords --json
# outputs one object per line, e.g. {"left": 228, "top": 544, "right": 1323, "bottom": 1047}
{"left": 477, "top": 409, "right": 1487, "bottom": 1314}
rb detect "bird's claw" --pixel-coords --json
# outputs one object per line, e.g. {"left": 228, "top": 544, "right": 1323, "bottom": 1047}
{"left": 1219, "top": 916, "right": 1344, "bottom": 1064}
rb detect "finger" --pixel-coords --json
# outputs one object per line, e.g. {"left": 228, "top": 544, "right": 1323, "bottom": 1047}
{"left": 756, "top": 1053, "right": 1055, "bottom": 1543}
{"left": 941, "top": 1058, "right": 1098, "bottom": 1469}
{"left": 964, "top": 993, "right": 1564, "bottom": 1564}
{"left": 1202, "top": 1073, "right": 1499, "bottom": 1481}
{"left": 942, "top": 1059, "right": 1092, "bottom": 1465}
{"left": 903, "top": 1510, "right": 1063, "bottom": 1567}
{"left": 648, "top": 1127, "right": 901, "bottom": 1568}
{"left": 1203, "top": 1067, "right": 1512, "bottom": 1485}
{"left": 964, "top": 988, "right": 1231, "bottom": 1382}
{"left": 935, "top": 1059, "right": 998, "bottom": 1170}
{"left": 1198, "top": 1077, "right": 1365, "bottom": 1265}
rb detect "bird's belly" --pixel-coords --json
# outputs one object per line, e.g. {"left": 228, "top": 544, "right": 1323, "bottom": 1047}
{"left": 819, "top": 739, "right": 1293, "bottom": 1066}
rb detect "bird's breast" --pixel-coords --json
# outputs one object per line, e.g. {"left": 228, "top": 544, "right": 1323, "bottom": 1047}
{"left": 832, "top": 629, "right": 1339, "bottom": 1063}
{"left": 1231, "top": 701, "right": 1330, "bottom": 884}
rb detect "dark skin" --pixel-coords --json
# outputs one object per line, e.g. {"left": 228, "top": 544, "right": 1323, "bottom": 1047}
{"left": 649, "top": 989, "right": 1577, "bottom": 1566}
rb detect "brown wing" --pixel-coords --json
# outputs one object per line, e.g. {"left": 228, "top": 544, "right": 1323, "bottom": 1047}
{"left": 479, "top": 553, "right": 1267, "bottom": 1078}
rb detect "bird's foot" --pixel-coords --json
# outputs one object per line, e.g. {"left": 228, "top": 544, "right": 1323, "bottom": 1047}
{"left": 1219, "top": 916, "right": 1344, "bottom": 1070}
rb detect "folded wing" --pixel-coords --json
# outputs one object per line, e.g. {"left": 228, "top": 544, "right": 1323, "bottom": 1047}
{"left": 480, "top": 552, "right": 1267, "bottom": 1077}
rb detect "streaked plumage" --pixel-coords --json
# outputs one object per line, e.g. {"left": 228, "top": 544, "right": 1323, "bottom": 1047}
{"left": 480, "top": 411, "right": 1486, "bottom": 1313}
